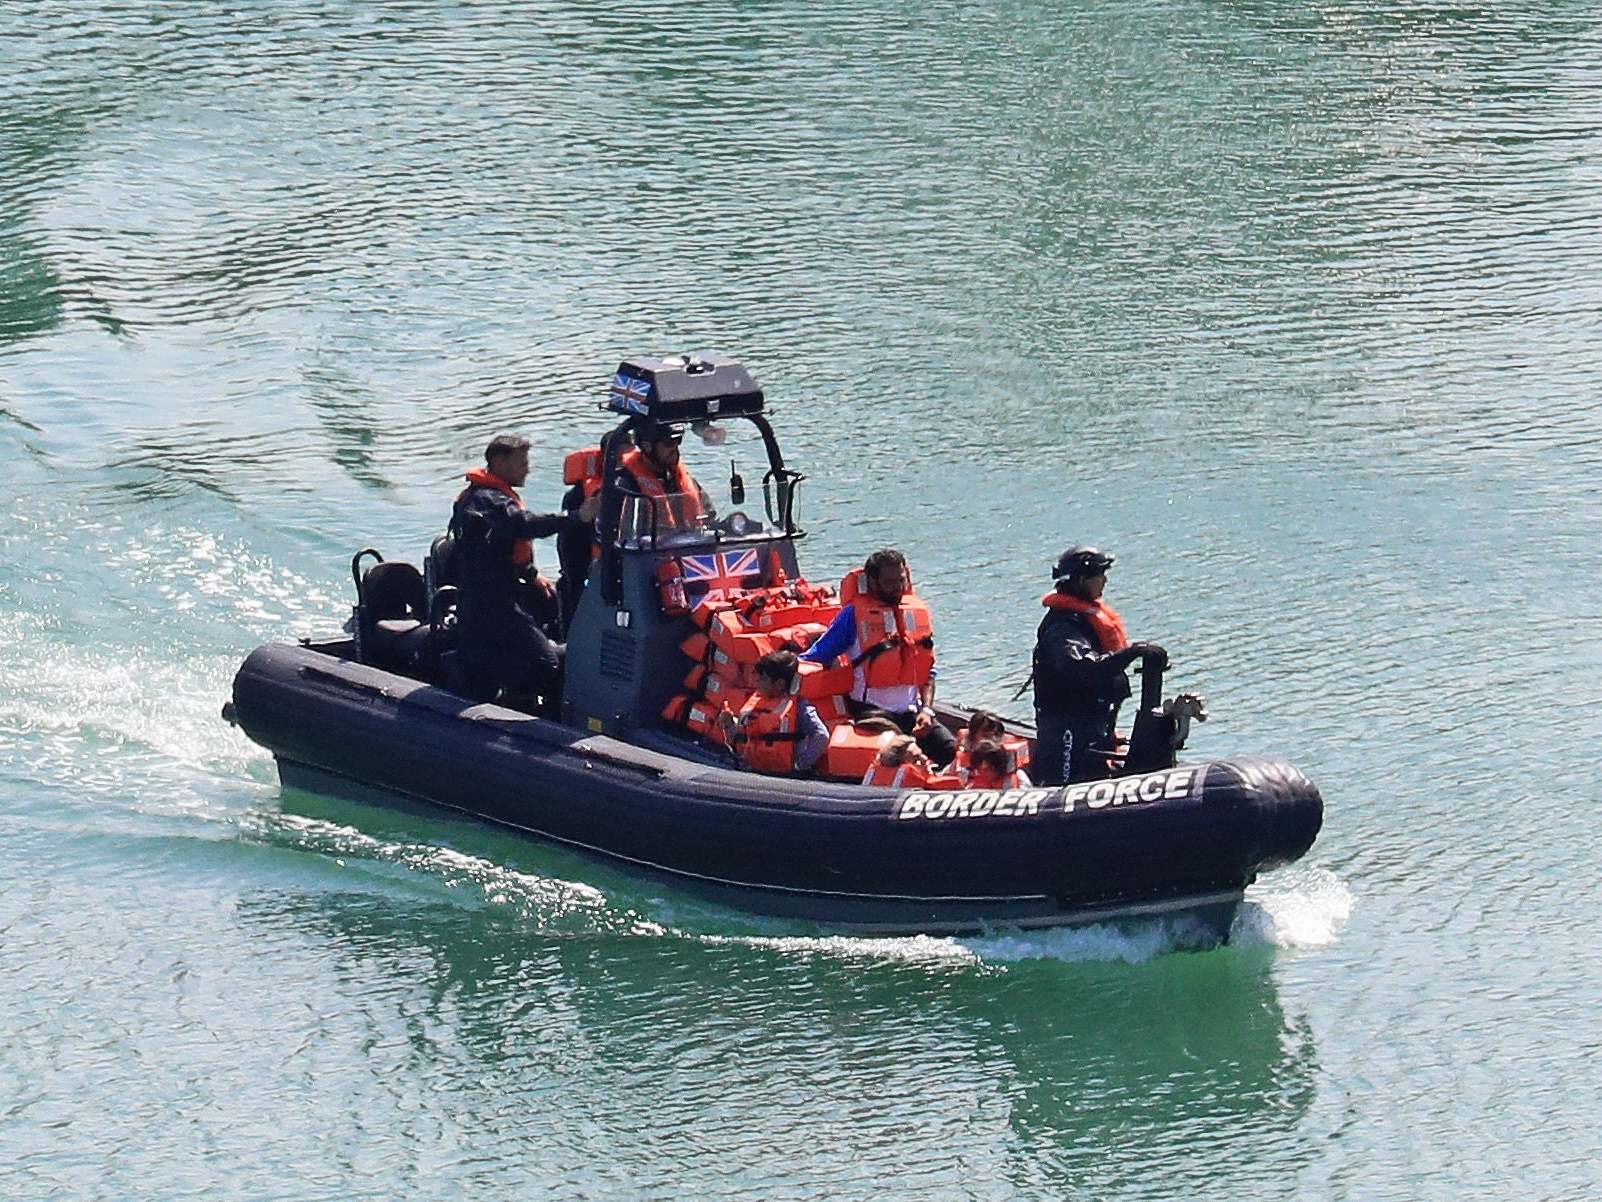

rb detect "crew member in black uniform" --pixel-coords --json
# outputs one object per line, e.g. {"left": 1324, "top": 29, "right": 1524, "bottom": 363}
{"left": 1031, "top": 545, "right": 1167, "bottom": 785}
{"left": 451, "top": 433, "right": 596, "bottom": 712}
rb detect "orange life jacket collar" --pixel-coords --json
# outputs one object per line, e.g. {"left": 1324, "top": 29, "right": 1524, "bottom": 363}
{"left": 462, "top": 468, "right": 533, "bottom": 568}
{"left": 464, "top": 466, "right": 520, "bottom": 499}
{"left": 618, "top": 448, "right": 703, "bottom": 530}
{"left": 1041, "top": 591, "right": 1128, "bottom": 654}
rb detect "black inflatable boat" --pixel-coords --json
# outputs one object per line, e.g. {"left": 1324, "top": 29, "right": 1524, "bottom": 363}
{"left": 228, "top": 354, "right": 1322, "bottom": 937}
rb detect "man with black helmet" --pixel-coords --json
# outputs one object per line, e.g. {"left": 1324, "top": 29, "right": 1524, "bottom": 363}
{"left": 612, "top": 419, "right": 714, "bottom": 535}
{"left": 1030, "top": 545, "right": 1167, "bottom": 785}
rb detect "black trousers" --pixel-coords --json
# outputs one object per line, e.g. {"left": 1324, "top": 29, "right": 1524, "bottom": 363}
{"left": 845, "top": 698, "right": 958, "bottom": 768}
{"left": 554, "top": 523, "right": 595, "bottom": 635}
{"left": 461, "top": 606, "right": 563, "bottom": 709}
{"left": 1033, "top": 709, "right": 1115, "bottom": 786}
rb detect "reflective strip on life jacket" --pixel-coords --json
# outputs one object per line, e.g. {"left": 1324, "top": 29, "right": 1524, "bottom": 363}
{"left": 861, "top": 760, "right": 927, "bottom": 789}
{"left": 618, "top": 448, "right": 704, "bottom": 532}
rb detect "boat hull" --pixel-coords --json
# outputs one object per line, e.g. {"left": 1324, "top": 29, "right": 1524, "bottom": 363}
{"left": 231, "top": 643, "right": 1323, "bottom": 936}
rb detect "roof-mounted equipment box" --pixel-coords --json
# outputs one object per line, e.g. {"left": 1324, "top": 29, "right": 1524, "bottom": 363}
{"left": 607, "top": 353, "right": 765, "bottom": 422}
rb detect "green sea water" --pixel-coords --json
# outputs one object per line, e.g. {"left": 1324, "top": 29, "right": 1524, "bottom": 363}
{"left": 3, "top": 4, "right": 1600, "bottom": 1198}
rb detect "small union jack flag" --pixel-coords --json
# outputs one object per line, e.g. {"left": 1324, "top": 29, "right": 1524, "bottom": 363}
{"left": 608, "top": 373, "right": 653, "bottom": 415}
{"left": 679, "top": 549, "right": 763, "bottom": 606}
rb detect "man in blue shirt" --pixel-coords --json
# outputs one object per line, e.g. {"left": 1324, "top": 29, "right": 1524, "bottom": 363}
{"left": 801, "top": 549, "right": 957, "bottom": 767}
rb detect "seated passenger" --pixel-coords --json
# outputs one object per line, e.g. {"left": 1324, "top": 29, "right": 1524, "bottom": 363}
{"left": 801, "top": 549, "right": 957, "bottom": 768}
{"left": 952, "top": 708, "right": 1008, "bottom": 779}
{"left": 963, "top": 738, "right": 1032, "bottom": 790}
{"left": 719, "top": 650, "right": 828, "bottom": 776}
{"left": 951, "top": 709, "right": 1032, "bottom": 784}
{"left": 860, "top": 734, "right": 964, "bottom": 789}
{"left": 614, "top": 420, "right": 714, "bottom": 536}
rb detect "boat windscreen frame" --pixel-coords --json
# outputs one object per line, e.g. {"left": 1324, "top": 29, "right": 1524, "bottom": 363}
{"left": 596, "top": 412, "right": 804, "bottom": 603}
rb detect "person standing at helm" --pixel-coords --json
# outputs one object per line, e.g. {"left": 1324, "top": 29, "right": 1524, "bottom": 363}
{"left": 451, "top": 434, "right": 595, "bottom": 713}
{"left": 613, "top": 420, "right": 714, "bottom": 536}
{"left": 1030, "top": 545, "right": 1167, "bottom": 785}
{"left": 801, "top": 548, "right": 958, "bottom": 767}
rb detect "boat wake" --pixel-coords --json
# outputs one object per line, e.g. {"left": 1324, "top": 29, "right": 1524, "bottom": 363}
{"left": 244, "top": 807, "right": 1350, "bottom": 966}
{"left": 1232, "top": 865, "right": 1353, "bottom": 951}
{"left": 242, "top": 810, "right": 670, "bottom": 938}
{"left": 682, "top": 866, "right": 1351, "bottom": 966}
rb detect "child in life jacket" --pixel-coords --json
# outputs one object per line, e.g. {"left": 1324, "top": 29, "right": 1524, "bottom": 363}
{"left": 952, "top": 709, "right": 1031, "bottom": 784}
{"left": 718, "top": 650, "right": 829, "bottom": 776}
{"left": 963, "top": 738, "right": 1032, "bottom": 790}
{"left": 862, "top": 735, "right": 964, "bottom": 789}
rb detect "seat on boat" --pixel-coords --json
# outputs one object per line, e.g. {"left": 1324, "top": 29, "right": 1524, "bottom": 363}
{"left": 354, "top": 556, "right": 429, "bottom": 672}
{"left": 425, "top": 534, "right": 460, "bottom": 600}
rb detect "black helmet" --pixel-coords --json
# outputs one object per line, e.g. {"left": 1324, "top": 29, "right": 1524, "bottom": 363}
{"left": 635, "top": 418, "right": 681, "bottom": 448}
{"left": 1053, "top": 545, "right": 1115, "bottom": 580}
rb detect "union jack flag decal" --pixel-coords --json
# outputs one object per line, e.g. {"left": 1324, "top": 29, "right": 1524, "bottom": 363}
{"left": 608, "top": 373, "right": 654, "bottom": 415}
{"left": 678, "top": 549, "right": 763, "bottom": 606}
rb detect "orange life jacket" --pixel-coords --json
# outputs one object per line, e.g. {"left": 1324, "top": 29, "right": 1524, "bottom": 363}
{"left": 562, "top": 447, "right": 605, "bottom": 499}
{"left": 964, "top": 764, "right": 1028, "bottom": 790}
{"left": 840, "top": 569, "right": 935, "bottom": 694}
{"left": 1040, "top": 591, "right": 1128, "bottom": 653}
{"left": 618, "top": 448, "right": 704, "bottom": 532}
{"left": 953, "top": 733, "right": 1031, "bottom": 778}
{"left": 823, "top": 724, "right": 896, "bottom": 779}
{"left": 460, "top": 467, "right": 533, "bottom": 569}
{"left": 862, "top": 759, "right": 930, "bottom": 788}
{"left": 733, "top": 692, "right": 804, "bottom": 775}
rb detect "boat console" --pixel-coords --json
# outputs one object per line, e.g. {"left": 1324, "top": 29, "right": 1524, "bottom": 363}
{"left": 563, "top": 354, "right": 807, "bottom": 736}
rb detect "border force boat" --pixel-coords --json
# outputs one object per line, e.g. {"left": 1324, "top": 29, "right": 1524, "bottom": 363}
{"left": 227, "top": 354, "right": 1322, "bottom": 938}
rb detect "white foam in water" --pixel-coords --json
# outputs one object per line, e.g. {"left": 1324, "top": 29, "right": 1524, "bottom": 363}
{"left": 694, "top": 875, "right": 1353, "bottom": 968}
{"left": 960, "top": 920, "right": 1186, "bottom": 965}
{"left": 1233, "top": 866, "right": 1353, "bottom": 950}
{"left": 698, "top": 916, "right": 1230, "bottom": 969}
{"left": 699, "top": 932, "right": 987, "bottom": 969}
{"left": 253, "top": 812, "right": 667, "bottom": 935}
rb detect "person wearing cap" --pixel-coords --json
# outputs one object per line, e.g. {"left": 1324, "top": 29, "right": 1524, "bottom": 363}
{"left": 450, "top": 434, "right": 597, "bottom": 713}
{"left": 612, "top": 420, "right": 714, "bottom": 536}
{"left": 1030, "top": 545, "right": 1167, "bottom": 785}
